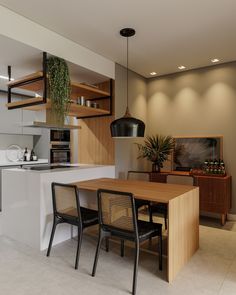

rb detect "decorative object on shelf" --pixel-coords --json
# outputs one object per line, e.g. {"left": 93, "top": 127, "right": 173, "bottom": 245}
{"left": 47, "top": 56, "right": 71, "bottom": 126}
{"left": 110, "top": 28, "right": 145, "bottom": 138}
{"left": 190, "top": 158, "right": 226, "bottom": 176}
{"left": 5, "top": 145, "right": 23, "bottom": 162}
{"left": 91, "top": 102, "right": 99, "bottom": 108}
{"left": 136, "top": 135, "right": 175, "bottom": 172}
{"left": 85, "top": 100, "right": 91, "bottom": 107}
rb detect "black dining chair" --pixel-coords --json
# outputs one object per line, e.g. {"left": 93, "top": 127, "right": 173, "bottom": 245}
{"left": 128, "top": 170, "right": 168, "bottom": 229}
{"left": 92, "top": 189, "right": 162, "bottom": 295}
{"left": 46, "top": 182, "right": 98, "bottom": 269}
{"left": 127, "top": 171, "right": 152, "bottom": 220}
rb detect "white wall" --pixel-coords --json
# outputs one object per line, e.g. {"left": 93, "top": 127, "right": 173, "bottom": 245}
{"left": 0, "top": 133, "right": 33, "bottom": 150}
{"left": 0, "top": 5, "right": 115, "bottom": 79}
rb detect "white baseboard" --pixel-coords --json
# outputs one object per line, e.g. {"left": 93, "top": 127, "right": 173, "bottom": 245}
{"left": 227, "top": 213, "right": 236, "bottom": 221}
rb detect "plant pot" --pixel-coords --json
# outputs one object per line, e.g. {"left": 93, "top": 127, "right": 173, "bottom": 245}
{"left": 152, "top": 163, "right": 160, "bottom": 172}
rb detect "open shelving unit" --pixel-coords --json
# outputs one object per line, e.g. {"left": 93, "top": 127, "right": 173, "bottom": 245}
{"left": 6, "top": 52, "right": 113, "bottom": 119}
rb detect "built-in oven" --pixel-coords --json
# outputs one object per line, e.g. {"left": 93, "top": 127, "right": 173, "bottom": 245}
{"left": 50, "top": 130, "right": 71, "bottom": 164}
{"left": 50, "top": 144, "right": 71, "bottom": 164}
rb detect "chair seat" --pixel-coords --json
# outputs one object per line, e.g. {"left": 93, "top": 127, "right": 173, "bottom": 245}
{"left": 81, "top": 207, "right": 98, "bottom": 226}
{"left": 58, "top": 207, "right": 98, "bottom": 227}
{"left": 135, "top": 199, "right": 150, "bottom": 209}
{"left": 137, "top": 220, "right": 162, "bottom": 241}
{"left": 103, "top": 218, "right": 162, "bottom": 242}
{"left": 150, "top": 202, "right": 167, "bottom": 214}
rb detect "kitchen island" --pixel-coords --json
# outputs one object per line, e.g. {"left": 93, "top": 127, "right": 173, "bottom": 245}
{"left": 2, "top": 164, "right": 115, "bottom": 250}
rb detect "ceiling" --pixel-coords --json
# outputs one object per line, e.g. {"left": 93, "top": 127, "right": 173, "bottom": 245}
{"left": 0, "top": 34, "right": 108, "bottom": 92}
{"left": 0, "top": 0, "right": 236, "bottom": 78}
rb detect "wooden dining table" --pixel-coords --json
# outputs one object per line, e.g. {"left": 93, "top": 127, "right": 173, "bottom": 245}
{"left": 73, "top": 177, "right": 199, "bottom": 283}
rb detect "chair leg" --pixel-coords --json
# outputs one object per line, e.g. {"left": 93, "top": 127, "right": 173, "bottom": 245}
{"left": 75, "top": 226, "right": 83, "bottom": 270}
{"left": 132, "top": 241, "right": 139, "bottom": 295}
{"left": 46, "top": 217, "right": 58, "bottom": 257}
{"left": 105, "top": 237, "right": 109, "bottom": 252}
{"left": 92, "top": 229, "right": 103, "bottom": 277}
{"left": 148, "top": 204, "right": 152, "bottom": 223}
{"left": 159, "top": 233, "right": 163, "bottom": 271}
{"left": 164, "top": 211, "right": 167, "bottom": 230}
{"left": 150, "top": 206, "right": 153, "bottom": 223}
{"left": 120, "top": 239, "right": 125, "bottom": 257}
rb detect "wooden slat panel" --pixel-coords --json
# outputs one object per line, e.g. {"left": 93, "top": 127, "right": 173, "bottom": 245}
{"left": 74, "top": 79, "right": 114, "bottom": 165}
{"left": 77, "top": 116, "right": 115, "bottom": 165}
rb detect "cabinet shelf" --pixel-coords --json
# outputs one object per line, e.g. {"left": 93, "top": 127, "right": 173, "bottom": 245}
{"left": 6, "top": 97, "right": 45, "bottom": 110}
{"left": 24, "top": 101, "right": 110, "bottom": 118}
{"left": 7, "top": 64, "right": 113, "bottom": 119}
{"left": 8, "top": 71, "right": 110, "bottom": 100}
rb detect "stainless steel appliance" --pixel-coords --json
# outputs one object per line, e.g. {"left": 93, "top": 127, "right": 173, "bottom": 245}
{"left": 50, "top": 130, "right": 71, "bottom": 164}
{"left": 50, "top": 129, "right": 70, "bottom": 143}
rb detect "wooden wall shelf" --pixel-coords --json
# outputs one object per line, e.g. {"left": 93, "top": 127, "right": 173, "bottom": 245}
{"left": 24, "top": 101, "right": 110, "bottom": 118}
{"left": 6, "top": 97, "right": 45, "bottom": 109}
{"left": 7, "top": 63, "right": 113, "bottom": 119}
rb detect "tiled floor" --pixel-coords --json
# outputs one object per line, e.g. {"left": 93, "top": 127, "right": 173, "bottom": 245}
{"left": 1, "top": 223, "right": 236, "bottom": 295}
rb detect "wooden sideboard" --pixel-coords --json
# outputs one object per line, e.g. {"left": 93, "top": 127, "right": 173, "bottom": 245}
{"left": 150, "top": 171, "right": 232, "bottom": 225}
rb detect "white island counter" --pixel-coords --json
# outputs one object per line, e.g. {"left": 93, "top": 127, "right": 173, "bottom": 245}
{"left": 2, "top": 164, "right": 115, "bottom": 250}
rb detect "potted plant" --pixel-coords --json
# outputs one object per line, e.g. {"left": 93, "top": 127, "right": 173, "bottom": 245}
{"left": 47, "top": 56, "right": 71, "bottom": 126}
{"left": 136, "top": 135, "right": 175, "bottom": 172}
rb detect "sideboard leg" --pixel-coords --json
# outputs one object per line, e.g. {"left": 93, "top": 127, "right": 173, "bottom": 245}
{"left": 221, "top": 214, "right": 226, "bottom": 226}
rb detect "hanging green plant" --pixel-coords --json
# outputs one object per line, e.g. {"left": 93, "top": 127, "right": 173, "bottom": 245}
{"left": 47, "top": 56, "right": 71, "bottom": 125}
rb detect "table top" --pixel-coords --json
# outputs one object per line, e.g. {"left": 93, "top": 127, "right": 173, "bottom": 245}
{"left": 73, "top": 177, "right": 197, "bottom": 203}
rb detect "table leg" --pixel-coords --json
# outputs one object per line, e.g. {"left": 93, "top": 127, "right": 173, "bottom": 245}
{"left": 167, "top": 188, "right": 199, "bottom": 282}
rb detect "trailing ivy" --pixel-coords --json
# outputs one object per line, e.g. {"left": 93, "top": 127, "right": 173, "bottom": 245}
{"left": 47, "top": 56, "right": 71, "bottom": 125}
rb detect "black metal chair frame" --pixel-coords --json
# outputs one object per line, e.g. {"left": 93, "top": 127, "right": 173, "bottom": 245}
{"left": 46, "top": 182, "right": 98, "bottom": 269}
{"left": 128, "top": 170, "right": 168, "bottom": 229}
{"left": 92, "top": 189, "right": 162, "bottom": 295}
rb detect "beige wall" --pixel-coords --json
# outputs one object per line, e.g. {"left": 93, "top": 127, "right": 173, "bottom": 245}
{"left": 115, "top": 64, "right": 148, "bottom": 179}
{"left": 147, "top": 62, "right": 236, "bottom": 212}
{"left": 115, "top": 61, "right": 236, "bottom": 212}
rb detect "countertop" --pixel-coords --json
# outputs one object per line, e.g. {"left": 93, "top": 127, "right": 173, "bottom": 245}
{"left": 0, "top": 159, "right": 48, "bottom": 167}
{"left": 3, "top": 164, "right": 114, "bottom": 173}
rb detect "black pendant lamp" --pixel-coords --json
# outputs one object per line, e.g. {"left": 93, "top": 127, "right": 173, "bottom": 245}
{"left": 110, "top": 28, "right": 145, "bottom": 138}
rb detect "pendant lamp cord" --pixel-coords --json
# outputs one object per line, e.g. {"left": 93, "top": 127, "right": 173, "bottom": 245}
{"left": 125, "top": 36, "right": 130, "bottom": 117}
{"left": 127, "top": 36, "right": 128, "bottom": 108}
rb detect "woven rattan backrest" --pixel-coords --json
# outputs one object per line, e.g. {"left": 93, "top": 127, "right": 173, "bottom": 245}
{"left": 52, "top": 183, "right": 79, "bottom": 217}
{"left": 127, "top": 171, "right": 150, "bottom": 182}
{"left": 98, "top": 190, "right": 136, "bottom": 232}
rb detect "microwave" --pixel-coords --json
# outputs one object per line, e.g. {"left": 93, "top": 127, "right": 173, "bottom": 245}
{"left": 50, "top": 130, "right": 70, "bottom": 143}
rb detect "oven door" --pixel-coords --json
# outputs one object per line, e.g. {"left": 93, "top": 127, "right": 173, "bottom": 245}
{"left": 50, "top": 149, "right": 71, "bottom": 164}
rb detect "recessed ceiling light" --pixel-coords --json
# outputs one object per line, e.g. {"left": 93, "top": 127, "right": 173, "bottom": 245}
{"left": 178, "top": 65, "right": 186, "bottom": 70}
{"left": 0, "top": 75, "right": 14, "bottom": 81}
{"left": 211, "top": 58, "right": 220, "bottom": 63}
{"left": 150, "top": 72, "right": 157, "bottom": 76}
